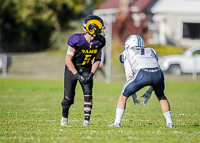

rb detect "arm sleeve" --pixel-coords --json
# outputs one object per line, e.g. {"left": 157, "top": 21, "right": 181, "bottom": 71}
{"left": 150, "top": 48, "right": 158, "bottom": 61}
{"left": 124, "top": 58, "right": 133, "bottom": 81}
{"left": 119, "top": 51, "right": 133, "bottom": 81}
{"left": 150, "top": 48, "right": 161, "bottom": 68}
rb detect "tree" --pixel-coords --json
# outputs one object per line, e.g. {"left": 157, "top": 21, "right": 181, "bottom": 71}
{"left": 0, "top": 0, "right": 104, "bottom": 52}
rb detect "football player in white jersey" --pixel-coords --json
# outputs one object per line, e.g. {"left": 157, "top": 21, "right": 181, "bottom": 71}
{"left": 108, "top": 35, "right": 174, "bottom": 128}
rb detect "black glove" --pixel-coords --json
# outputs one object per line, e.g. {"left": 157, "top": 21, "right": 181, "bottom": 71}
{"left": 85, "top": 72, "right": 94, "bottom": 83}
{"left": 75, "top": 73, "right": 87, "bottom": 84}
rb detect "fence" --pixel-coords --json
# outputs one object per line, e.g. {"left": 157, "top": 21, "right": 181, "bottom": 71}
{"left": 0, "top": 53, "right": 124, "bottom": 81}
{"left": 0, "top": 53, "right": 199, "bottom": 82}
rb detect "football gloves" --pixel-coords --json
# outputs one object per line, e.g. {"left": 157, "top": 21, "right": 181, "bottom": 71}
{"left": 85, "top": 72, "right": 94, "bottom": 83}
{"left": 140, "top": 86, "right": 154, "bottom": 105}
{"left": 75, "top": 72, "right": 94, "bottom": 84}
{"left": 75, "top": 73, "right": 87, "bottom": 84}
{"left": 131, "top": 93, "right": 141, "bottom": 105}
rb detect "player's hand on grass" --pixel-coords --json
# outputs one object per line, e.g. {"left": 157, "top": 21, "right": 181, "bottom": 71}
{"left": 131, "top": 93, "right": 141, "bottom": 105}
{"left": 75, "top": 73, "right": 87, "bottom": 84}
{"left": 140, "top": 87, "right": 153, "bottom": 105}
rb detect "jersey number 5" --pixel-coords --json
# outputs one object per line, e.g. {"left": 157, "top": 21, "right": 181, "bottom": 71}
{"left": 82, "top": 55, "right": 92, "bottom": 65}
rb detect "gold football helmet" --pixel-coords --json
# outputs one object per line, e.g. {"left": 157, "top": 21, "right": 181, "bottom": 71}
{"left": 83, "top": 15, "right": 106, "bottom": 39}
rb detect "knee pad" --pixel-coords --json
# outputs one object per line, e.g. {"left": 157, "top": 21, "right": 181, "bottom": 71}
{"left": 61, "top": 97, "right": 74, "bottom": 110}
{"left": 83, "top": 83, "right": 93, "bottom": 95}
{"left": 83, "top": 90, "right": 92, "bottom": 95}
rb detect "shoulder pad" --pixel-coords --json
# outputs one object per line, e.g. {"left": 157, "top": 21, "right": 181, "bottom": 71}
{"left": 98, "top": 35, "right": 106, "bottom": 47}
{"left": 67, "top": 34, "right": 80, "bottom": 48}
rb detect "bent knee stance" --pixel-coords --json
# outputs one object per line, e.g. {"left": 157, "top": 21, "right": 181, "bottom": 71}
{"left": 61, "top": 97, "right": 74, "bottom": 109}
{"left": 84, "top": 95, "right": 93, "bottom": 121}
{"left": 61, "top": 97, "right": 74, "bottom": 118}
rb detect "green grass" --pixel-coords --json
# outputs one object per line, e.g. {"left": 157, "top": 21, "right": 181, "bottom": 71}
{"left": 0, "top": 79, "right": 200, "bottom": 143}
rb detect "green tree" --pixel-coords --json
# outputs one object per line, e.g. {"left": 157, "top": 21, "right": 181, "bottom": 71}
{"left": 0, "top": 0, "right": 104, "bottom": 52}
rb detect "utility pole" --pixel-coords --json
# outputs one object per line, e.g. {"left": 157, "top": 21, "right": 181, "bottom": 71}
{"left": 105, "top": 14, "right": 112, "bottom": 83}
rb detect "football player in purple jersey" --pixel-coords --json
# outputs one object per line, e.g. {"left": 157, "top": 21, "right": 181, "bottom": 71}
{"left": 61, "top": 15, "right": 106, "bottom": 126}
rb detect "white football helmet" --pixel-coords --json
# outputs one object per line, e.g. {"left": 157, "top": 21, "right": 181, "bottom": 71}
{"left": 124, "top": 35, "right": 144, "bottom": 50}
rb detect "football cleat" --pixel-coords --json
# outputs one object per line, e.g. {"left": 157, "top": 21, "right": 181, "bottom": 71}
{"left": 108, "top": 123, "right": 121, "bottom": 127}
{"left": 166, "top": 123, "right": 174, "bottom": 128}
{"left": 61, "top": 117, "right": 68, "bottom": 126}
{"left": 83, "top": 120, "right": 90, "bottom": 126}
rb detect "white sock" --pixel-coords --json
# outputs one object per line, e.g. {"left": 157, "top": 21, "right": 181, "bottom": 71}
{"left": 163, "top": 111, "right": 173, "bottom": 125}
{"left": 114, "top": 108, "right": 125, "bottom": 124}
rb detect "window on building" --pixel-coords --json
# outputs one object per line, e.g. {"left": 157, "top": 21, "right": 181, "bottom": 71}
{"left": 183, "top": 23, "right": 200, "bottom": 39}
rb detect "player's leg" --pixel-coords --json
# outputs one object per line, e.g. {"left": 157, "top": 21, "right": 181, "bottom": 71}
{"left": 61, "top": 66, "right": 77, "bottom": 126}
{"left": 109, "top": 70, "right": 147, "bottom": 127}
{"left": 81, "top": 75, "right": 93, "bottom": 126}
{"left": 108, "top": 94, "right": 127, "bottom": 127}
{"left": 157, "top": 96, "right": 174, "bottom": 127}
{"left": 153, "top": 70, "right": 174, "bottom": 128}
{"left": 158, "top": 96, "right": 170, "bottom": 113}
{"left": 83, "top": 95, "right": 93, "bottom": 126}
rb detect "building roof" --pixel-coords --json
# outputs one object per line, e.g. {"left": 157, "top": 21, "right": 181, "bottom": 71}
{"left": 98, "top": 0, "right": 120, "bottom": 9}
{"left": 151, "top": 0, "right": 200, "bottom": 14}
{"left": 130, "top": 0, "right": 154, "bottom": 12}
{"left": 94, "top": 0, "right": 155, "bottom": 15}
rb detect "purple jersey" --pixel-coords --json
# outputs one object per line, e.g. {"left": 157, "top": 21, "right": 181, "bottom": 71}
{"left": 68, "top": 33, "right": 106, "bottom": 72}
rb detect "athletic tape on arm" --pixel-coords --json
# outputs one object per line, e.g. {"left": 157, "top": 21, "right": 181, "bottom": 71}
{"left": 67, "top": 49, "right": 75, "bottom": 56}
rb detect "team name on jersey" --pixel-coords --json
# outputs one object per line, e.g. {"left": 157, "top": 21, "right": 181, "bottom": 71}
{"left": 81, "top": 50, "right": 97, "bottom": 54}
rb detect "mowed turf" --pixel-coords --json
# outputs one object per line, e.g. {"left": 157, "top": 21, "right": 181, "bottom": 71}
{"left": 0, "top": 78, "right": 199, "bottom": 143}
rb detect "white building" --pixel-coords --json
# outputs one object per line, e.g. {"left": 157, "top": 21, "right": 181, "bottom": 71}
{"left": 94, "top": 0, "right": 200, "bottom": 47}
{"left": 148, "top": 0, "right": 200, "bottom": 46}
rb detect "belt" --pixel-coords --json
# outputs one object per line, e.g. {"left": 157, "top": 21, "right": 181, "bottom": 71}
{"left": 142, "top": 67, "right": 160, "bottom": 72}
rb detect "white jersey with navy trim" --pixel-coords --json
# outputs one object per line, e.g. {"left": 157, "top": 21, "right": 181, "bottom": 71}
{"left": 119, "top": 47, "right": 160, "bottom": 81}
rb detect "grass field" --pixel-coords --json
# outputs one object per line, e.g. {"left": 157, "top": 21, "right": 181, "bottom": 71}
{"left": 0, "top": 78, "right": 200, "bottom": 143}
